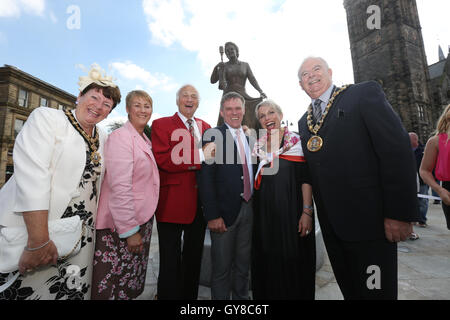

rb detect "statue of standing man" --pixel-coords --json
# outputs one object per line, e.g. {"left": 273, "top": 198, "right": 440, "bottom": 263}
{"left": 211, "top": 42, "right": 266, "bottom": 129}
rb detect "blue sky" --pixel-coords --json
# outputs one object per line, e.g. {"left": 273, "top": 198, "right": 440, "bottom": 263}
{"left": 1, "top": 0, "right": 449, "bottom": 131}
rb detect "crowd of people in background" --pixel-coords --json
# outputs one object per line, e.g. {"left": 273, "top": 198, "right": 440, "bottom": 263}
{"left": 0, "top": 57, "right": 449, "bottom": 300}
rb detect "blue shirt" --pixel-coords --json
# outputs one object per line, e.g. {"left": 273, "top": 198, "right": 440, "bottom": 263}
{"left": 312, "top": 84, "right": 335, "bottom": 114}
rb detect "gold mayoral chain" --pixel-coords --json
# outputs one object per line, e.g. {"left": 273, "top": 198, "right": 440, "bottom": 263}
{"left": 306, "top": 85, "right": 350, "bottom": 152}
{"left": 65, "top": 109, "right": 101, "bottom": 166}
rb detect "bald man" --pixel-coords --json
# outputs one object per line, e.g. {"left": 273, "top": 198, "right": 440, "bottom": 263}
{"left": 297, "top": 57, "right": 418, "bottom": 299}
{"left": 151, "top": 85, "right": 211, "bottom": 300}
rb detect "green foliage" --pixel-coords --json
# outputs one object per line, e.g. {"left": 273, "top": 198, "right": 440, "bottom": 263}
{"left": 106, "top": 121, "right": 151, "bottom": 140}
{"left": 107, "top": 121, "right": 125, "bottom": 133}
{"left": 144, "top": 125, "right": 152, "bottom": 140}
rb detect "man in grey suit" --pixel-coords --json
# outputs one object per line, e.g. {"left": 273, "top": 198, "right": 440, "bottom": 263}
{"left": 198, "top": 92, "right": 256, "bottom": 300}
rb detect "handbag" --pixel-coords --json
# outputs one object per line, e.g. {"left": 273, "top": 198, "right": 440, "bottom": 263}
{"left": 0, "top": 215, "right": 85, "bottom": 274}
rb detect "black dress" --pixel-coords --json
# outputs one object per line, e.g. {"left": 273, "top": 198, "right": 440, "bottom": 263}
{"left": 251, "top": 156, "right": 316, "bottom": 300}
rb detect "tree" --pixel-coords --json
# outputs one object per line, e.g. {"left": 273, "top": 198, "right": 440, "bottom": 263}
{"left": 107, "top": 120, "right": 151, "bottom": 140}
{"left": 144, "top": 125, "right": 152, "bottom": 140}
{"left": 107, "top": 120, "right": 125, "bottom": 133}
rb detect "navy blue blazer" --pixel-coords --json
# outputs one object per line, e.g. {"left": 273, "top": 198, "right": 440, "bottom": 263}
{"left": 298, "top": 81, "right": 419, "bottom": 241}
{"left": 198, "top": 124, "right": 256, "bottom": 227}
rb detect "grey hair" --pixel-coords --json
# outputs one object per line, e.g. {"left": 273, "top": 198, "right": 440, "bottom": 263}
{"left": 176, "top": 84, "right": 200, "bottom": 104}
{"left": 220, "top": 91, "right": 245, "bottom": 110}
{"left": 297, "top": 56, "right": 330, "bottom": 81}
{"left": 255, "top": 99, "right": 283, "bottom": 119}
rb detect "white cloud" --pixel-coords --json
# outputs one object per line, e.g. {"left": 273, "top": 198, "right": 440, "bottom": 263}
{"left": 142, "top": 0, "right": 354, "bottom": 123}
{"left": 110, "top": 61, "right": 178, "bottom": 93}
{"left": 98, "top": 110, "right": 164, "bottom": 133}
{"left": 76, "top": 62, "right": 176, "bottom": 123}
{"left": 0, "top": 0, "right": 45, "bottom": 17}
{"left": 21, "top": 0, "right": 45, "bottom": 16}
{"left": 148, "top": 112, "right": 164, "bottom": 125}
{"left": 196, "top": 97, "right": 221, "bottom": 126}
{"left": 417, "top": 0, "right": 450, "bottom": 64}
{"left": 142, "top": 0, "right": 450, "bottom": 125}
{"left": 97, "top": 111, "right": 127, "bottom": 134}
{"left": 0, "top": 0, "right": 21, "bottom": 17}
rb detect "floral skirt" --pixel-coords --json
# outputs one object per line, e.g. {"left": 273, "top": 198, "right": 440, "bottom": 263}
{"left": 0, "top": 200, "right": 96, "bottom": 300}
{"left": 0, "top": 226, "right": 95, "bottom": 300}
{"left": 91, "top": 217, "right": 153, "bottom": 300}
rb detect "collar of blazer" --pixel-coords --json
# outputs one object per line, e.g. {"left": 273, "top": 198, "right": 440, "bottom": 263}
{"left": 123, "top": 120, "right": 152, "bottom": 157}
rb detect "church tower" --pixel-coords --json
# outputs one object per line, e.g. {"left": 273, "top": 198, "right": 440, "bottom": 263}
{"left": 343, "top": 0, "right": 437, "bottom": 141}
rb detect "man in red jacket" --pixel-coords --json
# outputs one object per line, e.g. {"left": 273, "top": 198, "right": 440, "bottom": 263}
{"left": 151, "top": 84, "right": 211, "bottom": 299}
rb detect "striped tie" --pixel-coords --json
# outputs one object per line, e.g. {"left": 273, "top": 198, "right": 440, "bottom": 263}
{"left": 187, "top": 119, "right": 199, "bottom": 147}
{"left": 235, "top": 129, "right": 251, "bottom": 202}
{"left": 313, "top": 99, "right": 322, "bottom": 124}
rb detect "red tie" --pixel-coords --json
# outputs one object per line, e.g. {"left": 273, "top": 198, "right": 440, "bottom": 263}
{"left": 236, "top": 129, "right": 251, "bottom": 202}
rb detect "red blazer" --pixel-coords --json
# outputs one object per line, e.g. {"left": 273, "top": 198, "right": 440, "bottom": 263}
{"left": 151, "top": 113, "right": 211, "bottom": 224}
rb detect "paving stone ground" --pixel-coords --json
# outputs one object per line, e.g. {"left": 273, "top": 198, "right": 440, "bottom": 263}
{"left": 137, "top": 202, "right": 450, "bottom": 300}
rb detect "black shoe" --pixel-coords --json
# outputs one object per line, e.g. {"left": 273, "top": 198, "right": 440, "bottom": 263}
{"left": 418, "top": 223, "right": 427, "bottom": 228}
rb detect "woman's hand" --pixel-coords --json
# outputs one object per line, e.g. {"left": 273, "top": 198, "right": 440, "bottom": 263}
{"left": 19, "top": 210, "right": 58, "bottom": 274}
{"left": 437, "top": 186, "right": 450, "bottom": 206}
{"left": 298, "top": 212, "right": 313, "bottom": 237}
{"left": 18, "top": 240, "right": 58, "bottom": 275}
{"left": 127, "top": 232, "right": 144, "bottom": 254}
{"left": 203, "top": 142, "right": 216, "bottom": 160}
{"left": 242, "top": 125, "right": 250, "bottom": 135}
{"left": 299, "top": 185, "right": 314, "bottom": 238}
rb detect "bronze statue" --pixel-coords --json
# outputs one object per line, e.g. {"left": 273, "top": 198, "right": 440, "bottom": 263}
{"left": 211, "top": 42, "right": 266, "bottom": 129}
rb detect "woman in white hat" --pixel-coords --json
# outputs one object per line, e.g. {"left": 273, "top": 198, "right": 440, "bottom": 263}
{"left": 0, "top": 64, "right": 121, "bottom": 300}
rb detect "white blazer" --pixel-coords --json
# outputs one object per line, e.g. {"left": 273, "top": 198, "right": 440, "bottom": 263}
{"left": 0, "top": 107, "right": 107, "bottom": 227}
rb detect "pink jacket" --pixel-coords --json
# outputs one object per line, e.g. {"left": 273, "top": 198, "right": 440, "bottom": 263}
{"left": 96, "top": 121, "right": 160, "bottom": 237}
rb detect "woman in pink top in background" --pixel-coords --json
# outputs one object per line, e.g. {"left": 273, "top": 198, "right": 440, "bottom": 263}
{"left": 420, "top": 104, "right": 450, "bottom": 230}
{"left": 91, "top": 90, "right": 160, "bottom": 299}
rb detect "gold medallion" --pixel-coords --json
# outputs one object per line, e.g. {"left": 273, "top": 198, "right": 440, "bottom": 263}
{"left": 307, "top": 135, "right": 323, "bottom": 152}
{"left": 305, "top": 85, "right": 350, "bottom": 153}
{"left": 90, "top": 151, "right": 101, "bottom": 165}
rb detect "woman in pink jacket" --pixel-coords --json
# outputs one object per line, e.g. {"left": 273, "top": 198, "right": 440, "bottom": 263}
{"left": 91, "top": 90, "right": 160, "bottom": 299}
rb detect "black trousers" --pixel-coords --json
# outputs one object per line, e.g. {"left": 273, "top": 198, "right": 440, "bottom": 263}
{"left": 441, "top": 181, "right": 450, "bottom": 230}
{"left": 156, "top": 203, "right": 206, "bottom": 300}
{"left": 317, "top": 203, "right": 397, "bottom": 300}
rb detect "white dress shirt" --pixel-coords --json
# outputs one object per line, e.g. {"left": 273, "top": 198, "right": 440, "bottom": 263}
{"left": 224, "top": 123, "right": 254, "bottom": 194}
{"left": 177, "top": 112, "right": 205, "bottom": 162}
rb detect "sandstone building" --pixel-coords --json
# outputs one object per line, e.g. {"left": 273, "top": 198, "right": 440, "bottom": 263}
{"left": 0, "top": 65, "right": 76, "bottom": 187}
{"left": 343, "top": 0, "right": 447, "bottom": 143}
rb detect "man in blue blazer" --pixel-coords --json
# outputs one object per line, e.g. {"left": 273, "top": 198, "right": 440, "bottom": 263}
{"left": 298, "top": 57, "right": 418, "bottom": 299}
{"left": 198, "top": 91, "right": 256, "bottom": 300}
